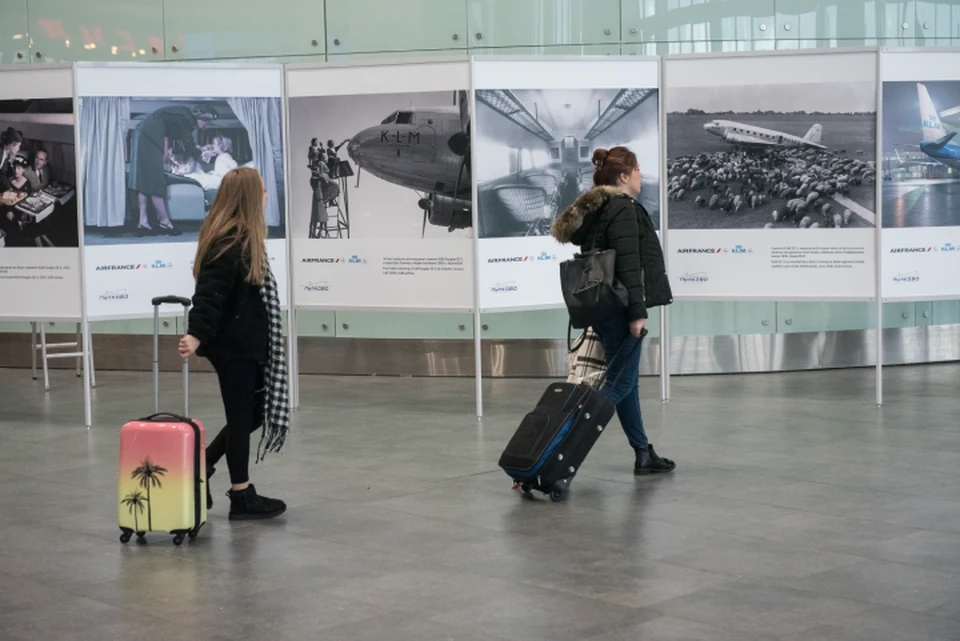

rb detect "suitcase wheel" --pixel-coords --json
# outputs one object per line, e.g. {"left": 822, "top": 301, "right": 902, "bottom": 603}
{"left": 119, "top": 528, "right": 133, "bottom": 544}
{"left": 172, "top": 533, "right": 185, "bottom": 546}
{"left": 549, "top": 488, "right": 564, "bottom": 502}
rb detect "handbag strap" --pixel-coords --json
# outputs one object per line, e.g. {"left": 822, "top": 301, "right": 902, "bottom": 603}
{"left": 567, "top": 321, "right": 586, "bottom": 353}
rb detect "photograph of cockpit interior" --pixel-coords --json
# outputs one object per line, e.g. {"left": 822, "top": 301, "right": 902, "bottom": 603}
{"left": 474, "top": 88, "right": 660, "bottom": 240}
{"left": 288, "top": 91, "right": 472, "bottom": 241}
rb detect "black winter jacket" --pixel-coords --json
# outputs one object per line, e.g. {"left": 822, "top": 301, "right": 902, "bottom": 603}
{"left": 189, "top": 239, "right": 268, "bottom": 362}
{"left": 552, "top": 186, "right": 672, "bottom": 321}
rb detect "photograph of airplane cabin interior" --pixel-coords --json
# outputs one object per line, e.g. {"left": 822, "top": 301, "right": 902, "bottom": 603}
{"left": 882, "top": 80, "right": 960, "bottom": 228}
{"left": 288, "top": 90, "right": 472, "bottom": 241}
{"left": 474, "top": 87, "right": 660, "bottom": 239}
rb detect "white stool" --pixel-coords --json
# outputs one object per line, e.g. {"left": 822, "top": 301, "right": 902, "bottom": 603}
{"left": 30, "top": 322, "right": 96, "bottom": 391}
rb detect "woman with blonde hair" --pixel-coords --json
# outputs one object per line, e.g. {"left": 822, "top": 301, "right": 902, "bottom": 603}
{"left": 178, "top": 166, "right": 288, "bottom": 520}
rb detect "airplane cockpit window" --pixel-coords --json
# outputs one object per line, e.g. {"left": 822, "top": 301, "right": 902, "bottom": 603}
{"left": 396, "top": 112, "right": 414, "bottom": 125}
{"left": 381, "top": 112, "right": 399, "bottom": 124}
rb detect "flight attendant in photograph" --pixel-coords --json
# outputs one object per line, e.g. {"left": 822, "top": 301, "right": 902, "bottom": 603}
{"left": 129, "top": 105, "right": 218, "bottom": 236}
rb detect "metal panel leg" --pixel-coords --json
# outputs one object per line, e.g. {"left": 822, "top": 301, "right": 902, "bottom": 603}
{"left": 75, "top": 323, "right": 82, "bottom": 377}
{"left": 40, "top": 324, "right": 50, "bottom": 392}
{"left": 88, "top": 330, "right": 96, "bottom": 389}
{"left": 31, "top": 322, "right": 37, "bottom": 380}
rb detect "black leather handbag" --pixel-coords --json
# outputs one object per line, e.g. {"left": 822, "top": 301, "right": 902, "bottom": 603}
{"left": 559, "top": 248, "right": 628, "bottom": 329}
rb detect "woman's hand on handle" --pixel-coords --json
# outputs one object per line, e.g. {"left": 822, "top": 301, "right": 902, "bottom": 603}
{"left": 178, "top": 335, "right": 200, "bottom": 359}
{"left": 629, "top": 318, "right": 647, "bottom": 339}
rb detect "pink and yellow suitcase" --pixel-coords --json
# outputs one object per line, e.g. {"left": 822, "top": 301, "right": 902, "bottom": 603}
{"left": 118, "top": 296, "right": 207, "bottom": 545}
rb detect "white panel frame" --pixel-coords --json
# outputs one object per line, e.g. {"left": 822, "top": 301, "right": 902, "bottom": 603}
{"left": 285, "top": 58, "right": 476, "bottom": 314}
{"left": 664, "top": 48, "right": 881, "bottom": 304}
{"left": 0, "top": 63, "right": 83, "bottom": 322}
{"left": 879, "top": 48, "right": 960, "bottom": 304}
{"left": 75, "top": 62, "right": 283, "bottom": 98}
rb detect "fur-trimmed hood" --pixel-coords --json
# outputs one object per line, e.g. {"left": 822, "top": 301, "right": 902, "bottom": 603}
{"left": 551, "top": 185, "right": 627, "bottom": 244}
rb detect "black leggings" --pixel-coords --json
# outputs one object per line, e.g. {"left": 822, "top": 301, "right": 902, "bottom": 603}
{"left": 206, "top": 357, "right": 265, "bottom": 485}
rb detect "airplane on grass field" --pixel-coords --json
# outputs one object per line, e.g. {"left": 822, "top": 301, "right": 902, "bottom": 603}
{"left": 703, "top": 119, "right": 826, "bottom": 150}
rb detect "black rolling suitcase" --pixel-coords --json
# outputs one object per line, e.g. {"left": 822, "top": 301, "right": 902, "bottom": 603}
{"left": 498, "top": 329, "right": 646, "bottom": 501}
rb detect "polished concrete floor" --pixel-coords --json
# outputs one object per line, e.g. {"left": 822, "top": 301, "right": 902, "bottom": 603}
{"left": 2, "top": 364, "right": 960, "bottom": 640}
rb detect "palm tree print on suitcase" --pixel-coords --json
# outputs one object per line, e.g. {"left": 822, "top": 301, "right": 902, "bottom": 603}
{"left": 131, "top": 458, "right": 167, "bottom": 531}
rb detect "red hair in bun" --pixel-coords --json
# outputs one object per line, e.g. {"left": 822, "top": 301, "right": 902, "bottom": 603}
{"left": 592, "top": 146, "right": 638, "bottom": 188}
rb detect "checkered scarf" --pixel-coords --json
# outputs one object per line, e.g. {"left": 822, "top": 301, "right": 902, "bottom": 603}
{"left": 256, "top": 261, "right": 289, "bottom": 462}
{"left": 567, "top": 327, "right": 606, "bottom": 388}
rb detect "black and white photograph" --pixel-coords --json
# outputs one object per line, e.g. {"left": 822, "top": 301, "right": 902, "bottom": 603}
{"left": 0, "top": 99, "right": 78, "bottom": 249}
{"left": 288, "top": 91, "right": 472, "bottom": 240}
{"left": 667, "top": 82, "right": 877, "bottom": 230}
{"left": 475, "top": 88, "right": 660, "bottom": 239}
{"left": 882, "top": 80, "right": 960, "bottom": 228}
{"left": 80, "top": 96, "right": 286, "bottom": 245}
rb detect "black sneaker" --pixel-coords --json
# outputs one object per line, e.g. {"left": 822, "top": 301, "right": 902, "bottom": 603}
{"left": 634, "top": 444, "right": 677, "bottom": 475}
{"left": 205, "top": 466, "right": 215, "bottom": 510}
{"left": 227, "top": 484, "right": 286, "bottom": 521}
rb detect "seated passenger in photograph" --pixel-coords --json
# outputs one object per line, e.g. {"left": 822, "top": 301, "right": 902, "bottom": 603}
{"left": 7, "top": 154, "right": 33, "bottom": 194}
{"left": 25, "top": 149, "right": 51, "bottom": 191}
{"left": 209, "top": 136, "right": 238, "bottom": 177}
{"left": 169, "top": 152, "right": 199, "bottom": 176}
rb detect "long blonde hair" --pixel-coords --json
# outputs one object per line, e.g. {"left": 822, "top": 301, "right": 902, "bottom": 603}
{"left": 193, "top": 166, "right": 267, "bottom": 285}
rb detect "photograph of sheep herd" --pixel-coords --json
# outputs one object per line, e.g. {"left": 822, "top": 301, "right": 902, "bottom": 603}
{"left": 667, "top": 81, "right": 877, "bottom": 230}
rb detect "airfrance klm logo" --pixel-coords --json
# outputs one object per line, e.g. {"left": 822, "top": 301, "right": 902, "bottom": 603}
{"left": 488, "top": 256, "right": 531, "bottom": 263}
{"left": 348, "top": 255, "right": 366, "bottom": 264}
{"left": 923, "top": 115, "right": 942, "bottom": 131}
{"left": 96, "top": 264, "right": 141, "bottom": 271}
{"left": 490, "top": 281, "right": 518, "bottom": 293}
{"left": 679, "top": 272, "right": 709, "bottom": 283}
{"left": 151, "top": 259, "right": 173, "bottom": 270}
{"left": 942, "top": 243, "right": 958, "bottom": 253}
{"left": 890, "top": 247, "right": 931, "bottom": 253}
{"left": 302, "top": 257, "right": 342, "bottom": 264}
{"left": 677, "top": 248, "right": 721, "bottom": 254}
{"left": 729, "top": 244, "right": 752, "bottom": 254}
{"left": 536, "top": 251, "right": 557, "bottom": 261}
{"left": 892, "top": 271, "right": 920, "bottom": 283}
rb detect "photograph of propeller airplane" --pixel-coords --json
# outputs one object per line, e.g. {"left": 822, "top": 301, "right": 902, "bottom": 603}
{"left": 703, "top": 119, "right": 826, "bottom": 150}
{"left": 345, "top": 90, "right": 472, "bottom": 237}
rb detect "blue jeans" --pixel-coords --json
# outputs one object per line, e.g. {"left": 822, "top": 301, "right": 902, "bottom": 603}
{"left": 593, "top": 316, "right": 648, "bottom": 449}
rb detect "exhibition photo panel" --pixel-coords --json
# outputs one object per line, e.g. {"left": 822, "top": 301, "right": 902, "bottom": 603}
{"left": 474, "top": 57, "right": 662, "bottom": 311}
{"left": 881, "top": 50, "right": 960, "bottom": 300}
{"left": 287, "top": 61, "right": 474, "bottom": 310}
{"left": 666, "top": 51, "right": 878, "bottom": 300}
{"left": 76, "top": 64, "right": 288, "bottom": 319}
{"left": 0, "top": 66, "right": 82, "bottom": 320}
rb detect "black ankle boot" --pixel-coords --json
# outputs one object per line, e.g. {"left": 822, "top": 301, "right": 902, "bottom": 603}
{"left": 634, "top": 444, "right": 677, "bottom": 475}
{"left": 227, "top": 484, "right": 286, "bottom": 521}
{"left": 206, "top": 466, "right": 215, "bottom": 510}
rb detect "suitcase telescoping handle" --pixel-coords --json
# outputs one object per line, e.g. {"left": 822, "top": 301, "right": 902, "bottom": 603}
{"left": 152, "top": 295, "right": 191, "bottom": 417}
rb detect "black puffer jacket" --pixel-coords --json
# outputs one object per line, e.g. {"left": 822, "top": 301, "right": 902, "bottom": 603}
{"left": 552, "top": 186, "right": 672, "bottom": 321}
{"left": 189, "top": 238, "right": 268, "bottom": 362}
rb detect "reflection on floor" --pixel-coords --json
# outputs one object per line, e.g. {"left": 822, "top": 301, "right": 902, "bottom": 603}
{"left": 882, "top": 179, "right": 960, "bottom": 228}
{"left": 2, "top": 365, "right": 960, "bottom": 641}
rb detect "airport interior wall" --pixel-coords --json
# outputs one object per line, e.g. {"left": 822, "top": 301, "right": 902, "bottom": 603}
{"left": 2, "top": 0, "right": 960, "bottom": 376}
